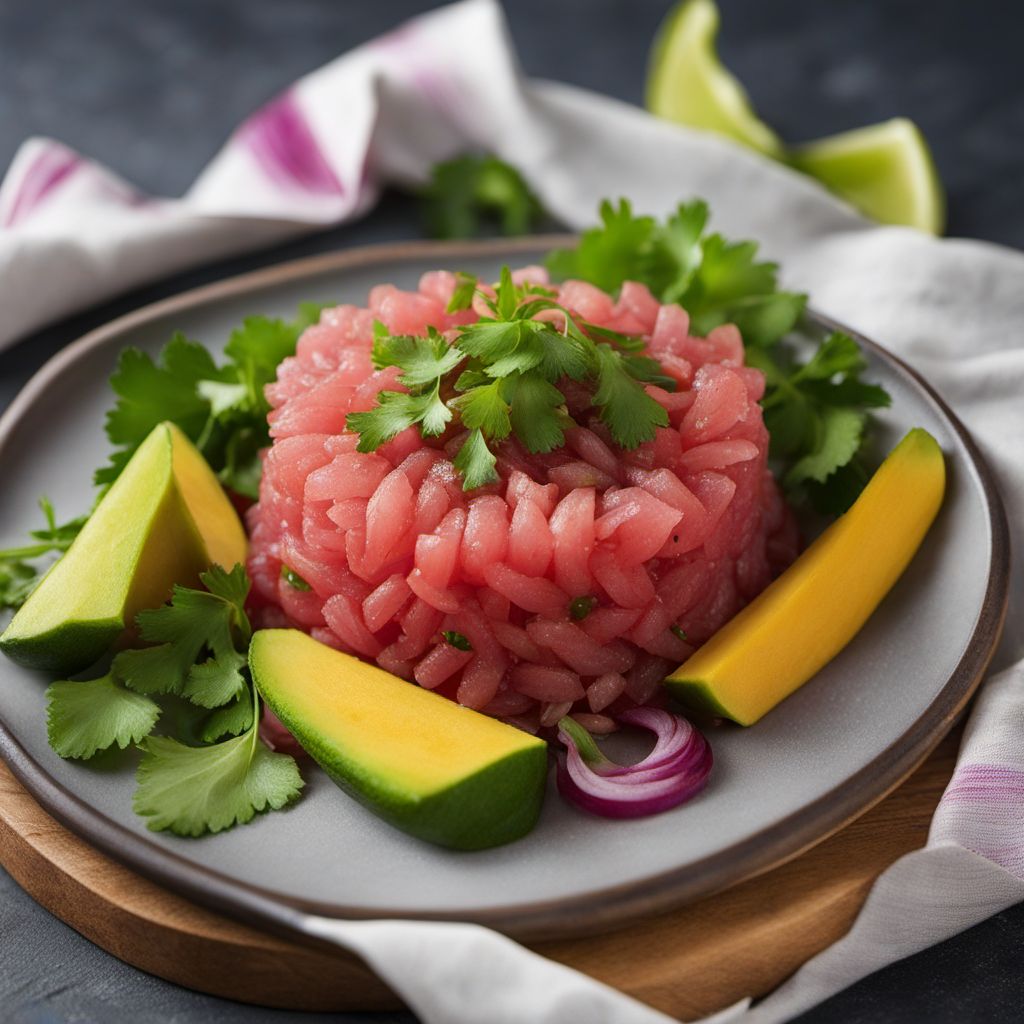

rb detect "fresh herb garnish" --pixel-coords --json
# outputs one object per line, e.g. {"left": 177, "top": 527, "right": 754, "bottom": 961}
{"left": 569, "top": 596, "right": 598, "bottom": 621}
{"left": 98, "top": 304, "right": 325, "bottom": 499}
{"left": 349, "top": 268, "right": 668, "bottom": 490}
{"left": 420, "top": 156, "right": 546, "bottom": 239}
{"left": 670, "top": 625, "right": 689, "bottom": 642}
{"left": 547, "top": 199, "right": 805, "bottom": 347}
{"left": 43, "top": 564, "right": 303, "bottom": 837}
{"left": 280, "top": 566, "right": 312, "bottom": 592}
{"left": 548, "top": 199, "right": 891, "bottom": 510}
{"left": 46, "top": 675, "right": 161, "bottom": 760}
{"left": 442, "top": 630, "right": 473, "bottom": 651}
{"left": 0, "top": 498, "right": 87, "bottom": 610}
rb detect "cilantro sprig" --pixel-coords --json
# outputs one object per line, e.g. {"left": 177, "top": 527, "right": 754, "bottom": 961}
{"left": 0, "top": 498, "right": 87, "bottom": 611}
{"left": 99, "top": 303, "right": 326, "bottom": 499}
{"left": 547, "top": 199, "right": 891, "bottom": 511}
{"left": 44, "top": 565, "right": 303, "bottom": 837}
{"left": 348, "top": 268, "right": 668, "bottom": 490}
{"left": 419, "top": 155, "right": 546, "bottom": 239}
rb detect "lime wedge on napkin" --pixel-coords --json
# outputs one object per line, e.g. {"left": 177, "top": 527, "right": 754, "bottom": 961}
{"left": 790, "top": 118, "right": 946, "bottom": 234}
{"left": 646, "top": 0, "right": 946, "bottom": 234}
{"left": 646, "top": 0, "right": 784, "bottom": 158}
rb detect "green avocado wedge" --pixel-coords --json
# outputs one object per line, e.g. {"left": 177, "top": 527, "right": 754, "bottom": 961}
{"left": 0, "top": 422, "right": 247, "bottom": 676}
{"left": 249, "top": 629, "right": 549, "bottom": 850}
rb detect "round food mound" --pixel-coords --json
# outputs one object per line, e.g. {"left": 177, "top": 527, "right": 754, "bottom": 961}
{"left": 247, "top": 267, "right": 799, "bottom": 734}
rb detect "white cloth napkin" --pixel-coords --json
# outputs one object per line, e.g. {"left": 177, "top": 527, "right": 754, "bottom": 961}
{"left": 2, "top": 2, "right": 1023, "bottom": 1021}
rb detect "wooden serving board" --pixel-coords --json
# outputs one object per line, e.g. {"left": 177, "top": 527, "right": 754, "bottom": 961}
{"left": 0, "top": 728, "right": 959, "bottom": 1022}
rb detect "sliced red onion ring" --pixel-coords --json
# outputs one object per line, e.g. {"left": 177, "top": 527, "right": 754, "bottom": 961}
{"left": 556, "top": 708, "right": 712, "bottom": 819}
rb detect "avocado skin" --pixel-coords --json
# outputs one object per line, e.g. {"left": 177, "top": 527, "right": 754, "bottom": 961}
{"left": 665, "top": 676, "right": 740, "bottom": 723}
{"left": 0, "top": 618, "right": 121, "bottom": 677}
{"left": 250, "top": 631, "right": 550, "bottom": 851}
{"left": 265, "top": 690, "right": 549, "bottom": 851}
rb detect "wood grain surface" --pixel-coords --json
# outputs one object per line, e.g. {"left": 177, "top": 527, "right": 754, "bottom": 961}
{"left": 0, "top": 728, "right": 959, "bottom": 1021}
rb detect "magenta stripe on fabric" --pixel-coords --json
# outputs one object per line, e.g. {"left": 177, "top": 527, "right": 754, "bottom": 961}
{"left": 942, "top": 763, "right": 1024, "bottom": 802}
{"left": 239, "top": 91, "right": 343, "bottom": 196}
{"left": 3, "top": 147, "right": 82, "bottom": 227}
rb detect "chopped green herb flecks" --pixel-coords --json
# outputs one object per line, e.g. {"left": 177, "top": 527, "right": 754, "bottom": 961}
{"left": 442, "top": 630, "right": 473, "bottom": 652}
{"left": 670, "top": 625, "right": 689, "bottom": 642}
{"left": 280, "top": 567, "right": 312, "bottom": 592}
{"left": 569, "top": 596, "right": 598, "bottom": 621}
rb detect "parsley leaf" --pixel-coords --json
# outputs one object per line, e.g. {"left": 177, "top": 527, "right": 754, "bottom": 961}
{"left": 46, "top": 675, "right": 160, "bottom": 760}
{"left": 420, "top": 156, "right": 546, "bottom": 239}
{"left": 133, "top": 727, "right": 303, "bottom": 837}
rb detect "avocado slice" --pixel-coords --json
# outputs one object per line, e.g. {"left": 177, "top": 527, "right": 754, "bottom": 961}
{"left": 249, "top": 629, "right": 549, "bottom": 850}
{"left": 1, "top": 422, "right": 247, "bottom": 675}
{"left": 665, "top": 428, "right": 946, "bottom": 724}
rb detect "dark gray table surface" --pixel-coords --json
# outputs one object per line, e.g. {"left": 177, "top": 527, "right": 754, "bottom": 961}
{"left": 1, "top": 1, "right": 1022, "bottom": 1022}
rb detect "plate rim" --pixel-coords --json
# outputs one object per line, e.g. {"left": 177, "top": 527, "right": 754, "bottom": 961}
{"left": 0, "top": 237, "right": 1010, "bottom": 943}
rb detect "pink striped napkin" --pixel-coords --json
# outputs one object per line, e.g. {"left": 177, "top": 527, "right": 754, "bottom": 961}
{"left": 2, "top": 1, "right": 1024, "bottom": 1021}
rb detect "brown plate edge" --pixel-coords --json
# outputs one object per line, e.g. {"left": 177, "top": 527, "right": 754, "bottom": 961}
{"left": 0, "top": 236, "right": 1011, "bottom": 945}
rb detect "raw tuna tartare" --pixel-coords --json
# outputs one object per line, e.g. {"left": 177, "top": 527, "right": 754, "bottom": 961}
{"left": 247, "top": 266, "right": 799, "bottom": 736}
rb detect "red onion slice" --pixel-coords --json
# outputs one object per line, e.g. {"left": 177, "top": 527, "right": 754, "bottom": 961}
{"left": 556, "top": 709, "right": 712, "bottom": 819}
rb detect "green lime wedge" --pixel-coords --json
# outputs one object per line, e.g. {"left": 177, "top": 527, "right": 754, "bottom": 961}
{"left": 790, "top": 118, "right": 946, "bottom": 234}
{"left": 646, "top": 0, "right": 784, "bottom": 159}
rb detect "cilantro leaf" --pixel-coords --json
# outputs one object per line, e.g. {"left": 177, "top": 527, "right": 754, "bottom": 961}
{"left": 114, "top": 576, "right": 249, "bottom": 705}
{"left": 420, "top": 156, "right": 545, "bottom": 239}
{"left": 222, "top": 316, "right": 301, "bottom": 412}
{"left": 447, "top": 272, "right": 478, "bottom": 312}
{"left": 97, "top": 336, "right": 220, "bottom": 486}
{"left": 785, "top": 407, "right": 867, "bottom": 488}
{"left": 46, "top": 675, "right": 160, "bottom": 759}
{"left": 547, "top": 200, "right": 664, "bottom": 294}
{"left": 371, "top": 328, "right": 463, "bottom": 387}
{"left": 508, "top": 372, "right": 567, "bottom": 454}
{"left": 200, "top": 691, "right": 255, "bottom": 743}
{"left": 200, "top": 563, "right": 251, "bottom": 624}
{"left": 133, "top": 729, "right": 303, "bottom": 837}
{"left": 593, "top": 345, "right": 669, "bottom": 449}
{"left": 452, "top": 378, "right": 512, "bottom": 440}
{"left": 0, "top": 498, "right": 87, "bottom": 611}
{"left": 348, "top": 387, "right": 452, "bottom": 450}
{"left": 453, "top": 429, "right": 499, "bottom": 489}
{"left": 95, "top": 304, "right": 326, "bottom": 499}
{"left": 547, "top": 199, "right": 806, "bottom": 349}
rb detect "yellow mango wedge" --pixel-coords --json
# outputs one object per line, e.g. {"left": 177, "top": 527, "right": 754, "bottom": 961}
{"left": 1, "top": 422, "right": 247, "bottom": 676}
{"left": 665, "top": 428, "right": 945, "bottom": 724}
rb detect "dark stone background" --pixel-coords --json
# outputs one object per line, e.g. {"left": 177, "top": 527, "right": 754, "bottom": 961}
{"left": 1, "top": 1, "right": 1021, "bottom": 1021}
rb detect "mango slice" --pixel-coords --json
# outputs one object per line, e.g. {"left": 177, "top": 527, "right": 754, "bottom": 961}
{"left": 249, "top": 629, "right": 549, "bottom": 850}
{"left": 665, "top": 428, "right": 945, "bottom": 724}
{"left": 1, "top": 422, "right": 247, "bottom": 675}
